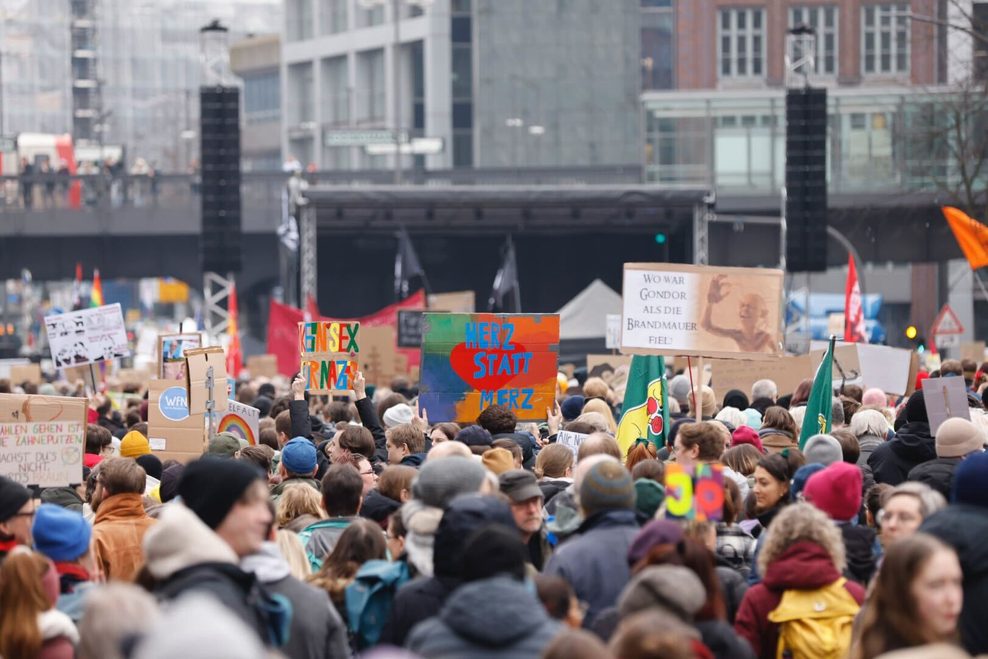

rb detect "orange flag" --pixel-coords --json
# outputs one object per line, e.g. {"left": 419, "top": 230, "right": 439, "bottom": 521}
{"left": 226, "top": 284, "right": 242, "bottom": 377}
{"left": 942, "top": 206, "right": 988, "bottom": 270}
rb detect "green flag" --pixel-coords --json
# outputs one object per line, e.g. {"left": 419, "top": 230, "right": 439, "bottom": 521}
{"left": 798, "top": 336, "right": 836, "bottom": 449}
{"left": 616, "top": 355, "right": 670, "bottom": 456}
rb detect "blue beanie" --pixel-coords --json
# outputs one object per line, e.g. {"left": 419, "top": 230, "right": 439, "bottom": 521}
{"left": 952, "top": 451, "right": 988, "bottom": 508}
{"left": 32, "top": 503, "right": 92, "bottom": 562}
{"left": 561, "top": 395, "right": 585, "bottom": 422}
{"left": 281, "top": 437, "right": 317, "bottom": 475}
{"left": 791, "top": 463, "right": 826, "bottom": 500}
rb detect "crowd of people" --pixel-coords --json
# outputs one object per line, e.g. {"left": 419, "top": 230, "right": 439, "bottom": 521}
{"left": 0, "top": 355, "right": 987, "bottom": 659}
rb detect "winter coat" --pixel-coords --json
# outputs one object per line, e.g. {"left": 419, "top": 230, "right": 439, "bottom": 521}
{"left": 538, "top": 478, "right": 570, "bottom": 505}
{"left": 544, "top": 487, "right": 582, "bottom": 542}
{"left": 696, "top": 619, "right": 755, "bottom": 659}
{"left": 288, "top": 401, "right": 330, "bottom": 478}
{"left": 381, "top": 574, "right": 459, "bottom": 647}
{"left": 269, "top": 477, "right": 320, "bottom": 499}
{"left": 406, "top": 576, "right": 561, "bottom": 658}
{"left": 856, "top": 433, "right": 884, "bottom": 469}
{"left": 91, "top": 493, "right": 157, "bottom": 581}
{"left": 921, "top": 505, "right": 988, "bottom": 654}
{"left": 354, "top": 396, "right": 388, "bottom": 464}
{"left": 716, "top": 523, "right": 756, "bottom": 578}
{"left": 716, "top": 564, "right": 749, "bottom": 624}
{"left": 400, "top": 453, "right": 427, "bottom": 468}
{"left": 241, "top": 542, "right": 351, "bottom": 659}
{"left": 544, "top": 509, "right": 640, "bottom": 626}
{"left": 298, "top": 517, "right": 355, "bottom": 567}
{"left": 359, "top": 489, "right": 401, "bottom": 527}
{"left": 839, "top": 523, "right": 877, "bottom": 585}
{"left": 907, "top": 456, "right": 962, "bottom": 500}
{"left": 40, "top": 487, "right": 85, "bottom": 513}
{"left": 759, "top": 429, "right": 797, "bottom": 455}
{"left": 868, "top": 421, "right": 936, "bottom": 485}
{"left": 283, "top": 513, "right": 321, "bottom": 534}
{"left": 733, "top": 541, "right": 865, "bottom": 658}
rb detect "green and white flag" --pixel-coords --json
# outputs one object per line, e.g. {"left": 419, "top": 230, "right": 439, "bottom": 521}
{"left": 798, "top": 336, "right": 836, "bottom": 450}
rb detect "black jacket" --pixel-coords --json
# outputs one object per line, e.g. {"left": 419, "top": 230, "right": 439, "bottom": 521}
{"left": 539, "top": 479, "right": 570, "bottom": 506}
{"left": 921, "top": 505, "right": 988, "bottom": 654}
{"left": 354, "top": 396, "right": 389, "bottom": 464}
{"left": 907, "top": 456, "right": 962, "bottom": 499}
{"left": 492, "top": 431, "right": 537, "bottom": 469}
{"left": 867, "top": 422, "right": 936, "bottom": 485}
{"left": 839, "top": 523, "right": 877, "bottom": 585}
{"left": 696, "top": 619, "right": 755, "bottom": 659}
{"left": 380, "top": 574, "right": 459, "bottom": 647}
{"left": 288, "top": 400, "right": 330, "bottom": 479}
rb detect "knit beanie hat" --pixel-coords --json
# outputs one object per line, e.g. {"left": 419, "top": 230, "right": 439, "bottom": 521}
{"left": 951, "top": 451, "right": 988, "bottom": 508}
{"left": 382, "top": 403, "right": 414, "bottom": 429}
{"left": 455, "top": 425, "right": 492, "bottom": 447}
{"left": 136, "top": 454, "right": 163, "bottom": 480}
{"left": 634, "top": 478, "right": 665, "bottom": 519}
{"left": 731, "top": 425, "right": 764, "bottom": 453}
{"left": 803, "top": 434, "right": 843, "bottom": 466}
{"left": 935, "top": 417, "right": 986, "bottom": 458}
{"left": 743, "top": 408, "right": 763, "bottom": 430}
{"left": 669, "top": 375, "right": 691, "bottom": 407}
{"left": 32, "top": 504, "right": 92, "bottom": 562}
{"left": 627, "top": 519, "right": 685, "bottom": 566}
{"left": 159, "top": 464, "right": 185, "bottom": 503}
{"left": 177, "top": 457, "right": 264, "bottom": 530}
{"left": 803, "top": 462, "right": 863, "bottom": 521}
{"left": 280, "top": 437, "right": 317, "bottom": 475}
{"left": 411, "top": 456, "right": 487, "bottom": 509}
{"left": 579, "top": 460, "right": 635, "bottom": 518}
{"left": 0, "top": 475, "right": 31, "bottom": 523}
{"left": 560, "top": 395, "right": 585, "bottom": 422}
{"left": 692, "top": 386, "right": 717, "bottom": 417}
{"left": 905, "top": 390, "right": 929, "bottom": 424}
{"left": 207, "top": 432, "right": 241, "bottom": 458}
{"left": 791, "top": 463, "right": 825, "bottom": 500}
{"left": 461, "top": 525, "right": 527, "bottom": 583}
{"left": 481, "top": 448, "right": 514, "bottom": 475}
{"left": 120, "top": 430, "right": 151, "bottom": 458}
{"left": 618, "top": 565, "right": 706, "bottom": 621}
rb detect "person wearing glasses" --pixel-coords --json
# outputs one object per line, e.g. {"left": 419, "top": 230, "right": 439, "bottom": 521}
{"left": 0, "top": 475, "right": 35, "bottom": 563}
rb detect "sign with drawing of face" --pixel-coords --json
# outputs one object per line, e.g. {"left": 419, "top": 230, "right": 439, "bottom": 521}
{"left": 44, "top": 304, "right": 131, "bottom": 369}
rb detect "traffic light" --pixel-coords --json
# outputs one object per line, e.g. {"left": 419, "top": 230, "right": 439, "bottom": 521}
{"left": 905, "top": 325, "right": 918, "bottom": 340}
{"left": 654, "top": 232, "right": 668, "bottom": 245}
{"left": 905, "top": 325, "right": 927, "bottom": 352}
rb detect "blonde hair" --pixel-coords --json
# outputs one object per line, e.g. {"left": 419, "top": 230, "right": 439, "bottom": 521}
{"left": 535, "top": 443, "right": 574, "bottom": 479}
{"left": 275, "top": 529, "right": 311, "bottom": 579}
{"left": 758, "top": 503, "right": 846, "bottom": 575}
{"left": 581, "top": 399, "right": 618, "bottom": 434}
{"left": 583, "top": 377, "right": 611, "bottom": 400}
{"left": 276, "top": 483, "right": 325, "bottom": 528}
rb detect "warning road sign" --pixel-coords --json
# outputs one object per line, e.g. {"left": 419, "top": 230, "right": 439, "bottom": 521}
{"left": 931, "top": 304, "right": 964, "bottom": 337}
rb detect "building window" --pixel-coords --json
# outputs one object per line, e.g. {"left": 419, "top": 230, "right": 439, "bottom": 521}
{"left": 789, "top": 6, "right": 838, "bottom": 75}
{"left": 718, "top": 8, "right": 765, "bottom": 78}
{"left": 862, "top": 4, "right": 909, "bottom": 74}
{"left": 321, "top": 0, "right": 347, "bottom": 35}
{"left": 243, "top": 70, "right": 280, "bottom": 124}
{"left": 642, "top": 1, "right": 674, "bottom": 89}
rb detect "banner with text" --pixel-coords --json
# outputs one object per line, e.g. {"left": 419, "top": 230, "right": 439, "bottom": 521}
{"left": 419, "top": 313, "right": 560, "bottom": 423}
{"left": 622, "top": 263, "right": 784, "bottom": 359}
{"left": 0, "top": 394, "right": 87, "bottom": 487}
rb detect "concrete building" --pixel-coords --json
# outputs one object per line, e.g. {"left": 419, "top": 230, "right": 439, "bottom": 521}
{"left": 281, "top": 0, "right": 642, "bottom": 172}
{"left": 231, "top": 34, "right": 282, "bottom": 171}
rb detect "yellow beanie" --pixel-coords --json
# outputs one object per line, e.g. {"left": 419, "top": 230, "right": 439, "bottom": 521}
{"left": 119, "top": 431, "right": 151, "bottom": 458}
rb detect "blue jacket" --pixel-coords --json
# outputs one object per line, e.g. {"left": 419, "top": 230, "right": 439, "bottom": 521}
{"left": 543, "top": 509, "right": 639, "bottom": 626}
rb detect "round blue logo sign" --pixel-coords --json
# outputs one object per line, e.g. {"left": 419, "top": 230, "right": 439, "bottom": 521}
{"left": 160, "top": 386, "right": 190, "bottom": 422}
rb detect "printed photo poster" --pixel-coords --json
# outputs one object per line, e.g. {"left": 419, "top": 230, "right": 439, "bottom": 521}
{"left": 159, "top": 333, "right": 202, "bottom": 380}
{"left": 217, "top": 400, "right": 260, "bottom": 446}
{"left": 622, "top": 263, "right": 784, "bottom": 359}
{"left": 298, "top": 321, "right": 360, "bottom": 394}
{"left": 0, "top": 394, "right": 87, "bottom": 487}
{"left": 44, "top": 303, "right": 131, "bottom": 369}
{"left": 418, "top": 313, "right": 560, "bottom": 423}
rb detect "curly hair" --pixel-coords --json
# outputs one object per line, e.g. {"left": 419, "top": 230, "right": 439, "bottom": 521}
{"left": 757, "top": 503, "right": 845, "bottom": 575}
{"left": 477, "top": 404, "right": 517, "bottom": 435}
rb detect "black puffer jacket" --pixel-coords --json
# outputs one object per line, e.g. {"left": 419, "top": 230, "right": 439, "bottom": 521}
{"left": 839, "top": 523, "right": 877, "bottom": 585}
{"left": 867, "top": 421, "right": 936, "bottom": 485}
{"left": 907, "top": 457, "right": 962, "bottom": 499}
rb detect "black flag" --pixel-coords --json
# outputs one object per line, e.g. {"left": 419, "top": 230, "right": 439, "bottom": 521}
{"left": 394, "top": 226, "right": 428, "bottom": 300}
{"left": 488, "top": 235, "right": 521, "bottom": 312}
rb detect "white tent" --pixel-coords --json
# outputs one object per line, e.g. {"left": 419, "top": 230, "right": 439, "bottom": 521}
{"left": 556, "top": 279, "right": 622, "bottom": 340}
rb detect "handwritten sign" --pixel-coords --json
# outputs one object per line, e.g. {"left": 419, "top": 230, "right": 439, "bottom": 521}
{"left": 418, "top": 313, "right": 560, "bottom": 423}
{"left": 922, "top": 376, "right": 971, "bottom": 435}
{"left": 298, "top": 321, "right": 360, "bottom": 393}
{"left": 622, "top": 263, "right": 783, "bottom": 359}
{"left": 217, "top": 400, "right": 260, "bottom": 446}
{"left": 44, "top": 303, "right": 131, "bottom": 369}
{"left": 0, "top": 394, "right": 87, "bottom": 487}
{"left": 664, "top": 462, "right": 725, "bottom": 521}
{"left": 301, "top": 354, "right": 359, "bottom": 394}
{"left": 298, "top": 321, "right": 360, "bottom": 355}
{"left": 556, "top": 430, "right": 589, "bottom": 459}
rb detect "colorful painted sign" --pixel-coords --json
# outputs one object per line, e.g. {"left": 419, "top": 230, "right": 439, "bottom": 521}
{"left": 301, "top": 354, "right": 359, "bottom": 394}
{"left": 217, "top": 400, "right": 260, "bottom": 446}
{"left": 418, "top": 313, "right": 560, "bottom": 423}
{"left": 664, "top": 462, "right": 725, "bottom": 522}
{"left": 298, "top": 321, "right": 360, "bottom": 393}
{"left": 298, "top": 321, "right": 360, "bottom": 355}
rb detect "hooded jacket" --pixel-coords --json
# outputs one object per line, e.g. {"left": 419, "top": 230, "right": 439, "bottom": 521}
{"left": 907, "top": 457, "right": 962, "bottom": 499}
{"left": 406, "top": 576, "right": 560, "bottom": 658}
{"left": 538, "top": 478, "right": 570, "bottom": 505}
{"left": 868, "top": 421, "right": 936, "bottom": 485}
{"left": 40, "top": 487, "right": 85, "bottom": 513}
{"left": 920, "top": 505, "right": 988, "bottom": 654}
{"left": 298, "top": 518, "right": 355, "bottom": 571}
{"left": 92, "top": 492, "right": 157, "bottom": 582}
{"left": 733, "top": 541, "right": 865, "bottom": 658}
{"left": 838, "top": 523, "right": 877, "bottom": 585}
{"left": 241, "top": 542, "right": 351, "bottom": 659}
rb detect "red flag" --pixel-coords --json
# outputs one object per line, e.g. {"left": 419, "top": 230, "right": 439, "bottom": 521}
{"left": 942, "top": 206, "right": 988, "bottom": 270}
{"left": 226, "top": 284, "right": 242, "bottom": 377}
{"left": 844, "top": 255, "right": 866, "bottom": 343}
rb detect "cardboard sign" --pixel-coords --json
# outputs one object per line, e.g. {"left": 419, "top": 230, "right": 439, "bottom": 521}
{"left": 922, "top": 376, "right": 971, "bottom": 435}
{"left": 418, "top": 313, "right": 560, "bottom": 423}
{"left": 429, "top": 290, "right": 476, "bottom": 312}
{"left": 246, "top": 354, "right": 279, "bottom": 378}
{"left": 622, "top": 263, "right": 784, "bottom": 359}
{"left": 360, "top": 325, "right": 400, "bottom": 386}
{"left": 45, "top": 303, "right": 130, "bottom": 368}
{"left": 116, "top": 368, "right": 151, "bottom": 387}
{"left": 298, "top": 321, "right": 360, "bottom": 392}
{"left": 217, "top": 400, "right": 260, "bottom": 446}
{"left": 664, "top": 462, "right": 725, "bottom": 522}
{"left": 9, "top": 364, "right": 42, "bottom": 385}
{"left": 184, "top": 347, "right": 229, "bottom": 416}
{"left": 159, "top": 333, "right": 202, "bottom": 380}
{"left": 556, "top": 430, "right": 589, "bottom": 458}
{"left": 605, "top": 314, "right": 622, "bottom": 350}
{"left": 301, "top": 354, "right": 359, "bottom": 394}
{"left": 147, "top": 380, "right": 205, "bottom": 462}
{"left": 0, "top": 394, "right": 87, "bottom": 487}
{"left": 709, "top": 353, "right": 814, "bottom": 400}
{"left": 298, "top": 321, "right": 360, "bottom": 355}
{"left": 809, "top": 343, "right": 915, "bottom": 397}
{"left": 960, "top": 341, "right": 987, "bottom": 363}
{"left": 397, "top": 310, "right": 426, "bottom": 348}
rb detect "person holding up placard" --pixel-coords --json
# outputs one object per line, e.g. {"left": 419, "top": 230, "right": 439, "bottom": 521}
{"left": 702, "top": 275, "right": 775, "bottom": 354}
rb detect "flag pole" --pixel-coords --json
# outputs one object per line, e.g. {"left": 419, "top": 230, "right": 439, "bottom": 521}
{"left": 695, "top": 355, "right": 704, "bottom": 422}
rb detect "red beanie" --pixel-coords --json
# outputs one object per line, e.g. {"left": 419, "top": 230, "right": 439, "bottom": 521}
{"left": 803, "top": 462, "right": 862, "bottom": 521}
{"left": 732, "top": 425, "right": 764, "bottom": 453}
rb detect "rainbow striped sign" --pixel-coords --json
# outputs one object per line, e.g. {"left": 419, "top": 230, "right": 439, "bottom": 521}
{"left": 217, "top": 400, "right": 260, "bottom": 446}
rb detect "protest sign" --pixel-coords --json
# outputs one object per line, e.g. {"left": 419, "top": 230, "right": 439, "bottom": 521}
{"left": 301, "top": 354, "right": 359, "bottom": 394}
{"left": 664, "top": 462, "right": 725, "bottom": 522}
{"left": 147, "top": 380, "right": 205, "bottom": 462}
{"left": 158, "top": 333, "right": 202, "bottom": 380}
{"left": 709, "top": 353, "right": 813, "bottom": 401}
{"left": 217, "top": 400, "right": 260, "bottom": 446}
{"left": 0, "top": 394, "right": 87, "bottom": 487}
{"left": 810, "top": 343, "right": 915, "bottom": 396}
{"left": 398, "top": 310, "right": 426, "bottom": 348}
{"left": 556, "top": 430, "right": 589, "bottom": 459}
{"left": 116, "top": 368, "right": 151, "bottom": 387}
{"left": 9, "top": 363, "right": 42, "bottom": 385}
{"left": 44, "top": 303, "right": 130, "bottom": 368}
{"left": 419, "top": 313, "right": 560, "bottom": 423}
{"left": 586, "top": 354, "right": 633, "bottom": 380}
{"left": 960, "top": 341, "right": 986, "bottom": 363}
{"left": 622, "top": 263, "right": 784, "bottom": 359}
{"left": 605, "top": 314, "right": 622, "bottom": 350}
{"left": 359, "top": 325, "right": 400, "bottom": 386}
{"left": 246, "top": 354, "right": 279, "bottom": 378}
{"left": 298, "top": 321, "right": 360, "bottom": 393}
{"left": 429, "top": 290, "right": 476, "bottom": 312}
{"left": 184, "top": 347, "right": 228, "bottom": 416}
{"left": 922, "top": 376, "right": 971, "bottom": 435}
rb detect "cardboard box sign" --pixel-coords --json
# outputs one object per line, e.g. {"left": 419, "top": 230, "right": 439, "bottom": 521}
{"left": 147, "top": 380, "right": 206, "bottom": 456}
{"left": 9, "top": 363, "right": 42, "bottom": 385}
{"left": 665, "top": 462, "right": 724, "bottom": 522}
{"left": 301, "top": 354, "right": 358, "bottom": 394}
{"left": 298, "top": 321, "right": 360, "bottom": 355}
{"left": 0, "top": 393, "right": 87, "bottom": 487}
{"left": 184, "top": 347, "right": 229, "bottom": 416}
{"left": 246, "top": 354, "right": 279, "bottom": 378}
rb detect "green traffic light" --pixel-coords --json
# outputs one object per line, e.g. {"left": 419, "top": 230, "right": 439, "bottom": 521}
{"left": 655, "top": 233, "right": 667, "bottom": 245}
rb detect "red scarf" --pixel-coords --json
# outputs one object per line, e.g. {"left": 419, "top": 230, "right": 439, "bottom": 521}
{"left": 0, "top": 538, "right": 17, "bottom": 554}
{"left": 54, "top": 561, "right": 90, "bottom": 582}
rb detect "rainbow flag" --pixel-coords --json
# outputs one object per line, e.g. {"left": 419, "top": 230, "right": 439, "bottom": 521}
{"left": 90, "top": 269, "right": 104, "bottom": 307}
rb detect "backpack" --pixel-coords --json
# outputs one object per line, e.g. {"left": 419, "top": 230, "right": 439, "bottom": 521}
{"left": 766, "top": 578, "right": 860, "bottom": 659}
{"left": 344, "top": 559, "right": 411, "bottom": 650}
{"left": 297, "top": 519, "right": 351, "bottom": 573}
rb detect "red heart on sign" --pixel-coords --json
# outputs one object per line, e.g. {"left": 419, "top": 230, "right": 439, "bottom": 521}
{"left": 449, "top": 342, "right": 528, "bottom": 391}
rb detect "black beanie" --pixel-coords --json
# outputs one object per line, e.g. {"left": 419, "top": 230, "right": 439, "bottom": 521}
{"left": 0, "top": 476, "right": 31, "bottom": 523}
{"left": 136, "top": 454, "right": 163, "bottom": 481}
{"left": 905, "top": 389, "right": 929, "bottom": 424}
{"left": 159, "top": 464, "right": 185, "bottom": 503}
{"left": 177, "top": 457, "right": 263, "bottom": 530}
{"left": 461, "top": 524, "right": 527, "bottom": 583}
